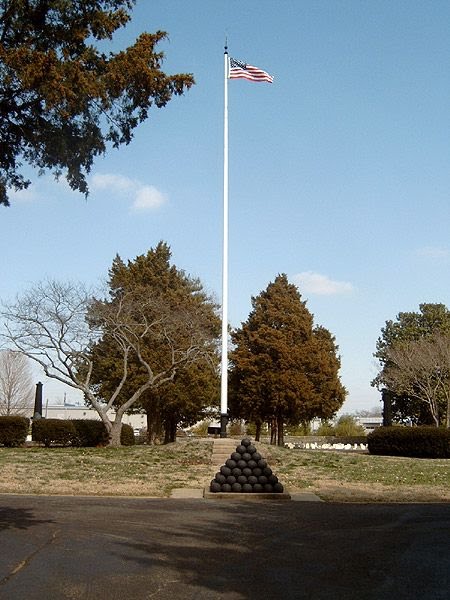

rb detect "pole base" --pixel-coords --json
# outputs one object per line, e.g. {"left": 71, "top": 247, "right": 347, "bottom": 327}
{"left": 220, "top": 413, "right": 228, "bottom": 438}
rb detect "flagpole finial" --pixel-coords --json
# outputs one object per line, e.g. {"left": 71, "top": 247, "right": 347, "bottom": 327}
{"left": 224, "top": 37, "right": 228, "bottom": 54}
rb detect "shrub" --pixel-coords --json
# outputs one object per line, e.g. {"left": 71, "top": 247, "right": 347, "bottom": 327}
{"left": 368, "top": 426, "right": 450, "bottom": 458}
{"left": 286, "top": 423, "right": 312, "bottom": 436}
{"left": 0, "top": 416, "right": 30, "bottom": 447}
{"left": 316, "top": 416, "right": 366, "bottom": 437}
{"left": 334, "top": 415, "right": 366, "bottom": 437}
{"left": 32, "top": 419, "right": 76, "bottom": 447}
{"left": 71, "top": 419, "right": 109, "bottom": 447}
{"left": 316, "top": 421, "right": 335, "bottom": 436}
{"left": 190, "top": 419, "right": 212, "bottom": 436}
{"left": 228, "top": 420, "right": 245, "bottom": 436}
{"left": 120, "top": 423, "right": 135, "bottom": 446}
{"left": 245, "top": 421, "right": 268, "bottom": 437}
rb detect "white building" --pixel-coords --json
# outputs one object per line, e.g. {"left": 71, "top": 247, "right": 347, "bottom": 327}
{"left": 24, "top": 404, "right": 147, "bottom": 432}
{"left": 356, "top": 416, "right": 383, "bottom": 433}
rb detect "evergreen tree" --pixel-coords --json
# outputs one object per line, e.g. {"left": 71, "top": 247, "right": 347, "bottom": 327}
{"left": 0, "top": 1, "right": 194, "bottom": 206}
{"left": 229, "top": 274, "right": 346, "bottom": 445}
{"left": 88, "top": 242, "right": 220, "bottom": 443}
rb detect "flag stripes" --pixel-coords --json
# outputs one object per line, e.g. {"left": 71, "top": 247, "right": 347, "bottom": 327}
{"left": 228, "top": 57, "right": 274, "bottom": 83}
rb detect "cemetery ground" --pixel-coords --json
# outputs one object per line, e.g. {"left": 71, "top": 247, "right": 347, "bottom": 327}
{"left": 0, "top": 439, "right": 449, "bottom": 502}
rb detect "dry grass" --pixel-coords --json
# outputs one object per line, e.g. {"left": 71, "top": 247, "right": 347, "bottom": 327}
{"left": 261, "top": 443, "right": 450, "bottom": 503}
{"left": 0, "top": 440, "right": 214, "bottom": 497}
{"left": 0, "top": 438, "right": 449, "bottom": 502}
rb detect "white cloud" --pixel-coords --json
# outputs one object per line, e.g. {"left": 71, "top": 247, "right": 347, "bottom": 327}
{"left": 416, "top": 246, "right": 449, "bottom": 260}
{"left": 91, "top": 173, "right": 167, "bottom": 211}
{"left": 292, "top": 271, "right": 355, "bottom": 296}
{"left": 91, "top": 173, "right": 135, "bottom": 193}
{"left": 132, "top": 185, "right": 167, "bottom": 211}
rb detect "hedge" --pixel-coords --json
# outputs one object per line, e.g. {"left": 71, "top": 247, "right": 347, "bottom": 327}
{"left": 120, "top": 423, "right": 135, "bottom": 446}
{"left": 71, "top": 419, "right": 109, "bottom": 447}
{"left": 32, "top": 418, "right": 76, "bottom": 447}
{"left": 0, "top": 416, "right": 30, "bottom": 447}
{"left": 367, "top": 426, "right": 450, "bottom": 458}
{"left": 31, "top": 418, "right": 136, "bottom": 447}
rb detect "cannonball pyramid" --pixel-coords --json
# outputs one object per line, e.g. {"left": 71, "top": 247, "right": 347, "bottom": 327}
{"left": 210, "top": 437, "right": 284, "bottom": 493}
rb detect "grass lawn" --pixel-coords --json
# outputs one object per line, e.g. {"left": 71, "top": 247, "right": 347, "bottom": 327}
{"left": 264, "top": 443, "right": 450, "bottom": 502}
{"left": 0, "top": 440, "right": 214, "bottom": 498}
{"left": 0, "top": 438, "right": 448, "bottom": 502}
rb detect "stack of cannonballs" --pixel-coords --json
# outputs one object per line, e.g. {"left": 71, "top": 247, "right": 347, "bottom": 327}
{"left": 210, "top": 437, "right": 284, "bottom": 493}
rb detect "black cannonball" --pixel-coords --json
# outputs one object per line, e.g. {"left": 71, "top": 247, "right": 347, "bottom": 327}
{"left": 242, "top": 467, "right": 252, "bottom": 477}
{"left": 247, "top": 445, "right": 257, "bottom": 454}
{"left": 247, "top": 475, "right": 258, "bottom": 485}
{"left": 242, "top": 483, "right": 253, "bottom": 493}
{"left": 221, "top": 483, "right": 232, "bottom": 492}
{"left": 273, "top": 482, "right": 284, "bottom": 493}
{"left": 252, "top": 452, "right": 262, "bottom": 462}
{"left": 242, "top": 452, "right": 252, "bottom": 461}
{"left": 210, "top": 481, "right": 221, "bottom": 493}
{"left": 220, "top": 465, "right": 231, "bottom": 477}
{"left": 215, "top": 473, "right": 226, "bottom": 484}
{"left": 252, "top": 483, "right": 263, "bottom": 493}
{"left": 258, "top": 475, "right": 268, "bottom": 485}
{"left": 257, "top": 459, "right": 268, "bottom": 469}
{"left": 268, "top": 474, "right": 279, "bottom": 485}
{"left": 231, "top": 482, "right": 242, "bottom": 493}
{"left": 237, "top": 460, "right": 247, "bottom": 469}
{"left": 237, "top": 475, "right": 247, "bottom": 485}
{"left": 241, "top": 438, "right": 252, "bottom": 447}
{"left": 247, "top": 460, "right": 257, "bottom": 469}
{"left": 232, "top": 467, "right": 241, "bottom": 477}
{"left": 236, "top": 445, "right": 247, "bottom": 454}
{"left": 226, "top": 459, "right": 237, "bottom": 469}
{"left": 231, "top": 452, "right": 241, "bottom": 462}
{"left": 252, "top": 467, "right": 262, "bottom": 477}
{"left": 226, "top": 475, "right": 237, "bottom": 485}
{"left": 264, "top": 483, "right": 274, "bottom": 493}
{"left": 263, "top": 467, "right": 273, "bottom": 477}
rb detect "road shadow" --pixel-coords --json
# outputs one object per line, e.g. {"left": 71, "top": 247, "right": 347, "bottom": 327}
{"left": 0, "top": 506, "right": 55, "bottom": 531}
{"left": 108, "top": 500, "right": 450, "bottom": 600}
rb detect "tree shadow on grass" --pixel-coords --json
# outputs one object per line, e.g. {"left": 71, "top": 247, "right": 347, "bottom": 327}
{"left": 0, "top": 507, "right": 55, "bottom": 531}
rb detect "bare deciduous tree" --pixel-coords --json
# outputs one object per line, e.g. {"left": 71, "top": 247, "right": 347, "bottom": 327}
{"left": 0, "top": 350, "right": 34, "bottom": 415}
{"left": 383, "top": 332, "right": 450, "bottom": 427}
{"left": 1, "top": 280, "right": 217, "bottom": 445}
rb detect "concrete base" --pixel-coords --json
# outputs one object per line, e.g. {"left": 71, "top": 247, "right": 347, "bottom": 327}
{"left": 204, "top": 488, "right": 291, "bottom": 501}
{"left": 170, "top": 488, "right": 205, "bottom": 499}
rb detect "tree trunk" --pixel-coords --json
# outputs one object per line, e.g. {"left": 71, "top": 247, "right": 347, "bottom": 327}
{"left": 146, "top": 407, "right": 162, "bottom": 445}
{"left": 109, "top": 421, "right": 122, "bottom": 447}
{"left": 277, "top": 416, "right": 284, "bottom": 446}
{"left": 270, "top": 417, "right": 277, "bottom": 445}
{"left": 163, "top": 415, "right": 177, "bottom": 444}
{"left": 255, "top": 421, "right": 261, "bottom": 442}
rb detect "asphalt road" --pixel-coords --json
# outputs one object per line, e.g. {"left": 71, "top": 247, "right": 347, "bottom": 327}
{"left": 0, "top": 495, "right": 449, "bottom": 600}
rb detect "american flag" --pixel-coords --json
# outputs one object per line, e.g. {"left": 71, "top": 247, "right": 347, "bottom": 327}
{"left": 228, "top": 57, "right": 274, "bottom": 83}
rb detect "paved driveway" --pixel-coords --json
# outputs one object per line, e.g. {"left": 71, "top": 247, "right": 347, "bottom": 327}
{"left": 0, "top": 495, "right": 449, "bottom": 600}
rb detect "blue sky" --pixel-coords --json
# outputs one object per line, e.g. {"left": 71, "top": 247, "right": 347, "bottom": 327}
{"left": 1, "top": 0, "right": 449, "bottom": 413}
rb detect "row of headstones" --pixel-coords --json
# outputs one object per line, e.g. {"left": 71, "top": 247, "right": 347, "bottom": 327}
{"left": 210, "top": 437, "right": 284, "bottom": 493}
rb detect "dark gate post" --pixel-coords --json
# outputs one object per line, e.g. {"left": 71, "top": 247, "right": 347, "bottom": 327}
{"left": 382, "top": 389, "right": 393, "bottom": 426}
{"left": 33, "top": 382, "right": 43, "bottom": 420}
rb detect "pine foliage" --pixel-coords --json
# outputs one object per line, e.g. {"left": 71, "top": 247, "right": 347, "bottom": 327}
{"left": 229, "top": 274, "right": 346, "bottom": 442}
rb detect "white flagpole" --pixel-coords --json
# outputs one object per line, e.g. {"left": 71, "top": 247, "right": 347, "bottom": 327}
{"left": 220, "top": 45, "right": 229, "bottom": 438}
